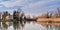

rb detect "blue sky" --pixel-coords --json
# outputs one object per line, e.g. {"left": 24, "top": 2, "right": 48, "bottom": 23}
{"left": 0, "top": 0, "right": 60, "bottom": 16}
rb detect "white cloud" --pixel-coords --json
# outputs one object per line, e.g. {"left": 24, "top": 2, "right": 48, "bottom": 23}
{"left": 21, "top": 0, "right": 60, "bottom": 16}
{"left": 22, "top": 0, "right": 59, "bottom": 9}
{"left": 0, "top": 0, "right": 28, "bottom": 7}
{"left": 0, "top": 0, "right": 40, "bottom": 7}
{"left": 0, "top": 0, "right": 60, "bottom": 16}
{"left": 0, "top": 0, "right": 41, "bottom": 7}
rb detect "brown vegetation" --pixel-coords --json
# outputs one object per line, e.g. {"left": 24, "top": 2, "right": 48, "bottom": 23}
{"left": 38, "top": 8, "right": 60, "bottom": 18}
{"left": 37, "top": 8, "right": 60, "bottom": 26}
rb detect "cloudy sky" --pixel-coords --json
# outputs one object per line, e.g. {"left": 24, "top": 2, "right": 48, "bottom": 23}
{"left": 0, "top": 0, "right": 60, "bottom": 16}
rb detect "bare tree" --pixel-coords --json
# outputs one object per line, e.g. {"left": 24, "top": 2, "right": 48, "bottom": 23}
{"left": 40, "top": 11, "right": 53, "bottom": 18}
{"left": 54, "top": 8, "right": 60, "bottom": 18}
{"left": 2, "top": 11, "right": 9, "bottom": 20}
{"left": 13, "top": 10, "right": 17, "bottom": 19}
{"left": 57, "top": 8, "right": 60, "bottom": 17}
{"left": 49, "top": 12, "right": 53, "bottom": 18}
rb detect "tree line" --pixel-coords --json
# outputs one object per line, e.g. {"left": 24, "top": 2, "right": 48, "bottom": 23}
{"left": 38, "top": 8, "right": 60, "bottom": 18}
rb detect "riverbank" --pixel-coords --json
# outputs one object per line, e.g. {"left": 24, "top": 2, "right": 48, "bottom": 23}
{"left": 37, "top": 18, "right": 60, "bottom": 26}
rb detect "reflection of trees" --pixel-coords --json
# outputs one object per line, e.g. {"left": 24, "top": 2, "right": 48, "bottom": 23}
{"left": 13, "top": 21, "right": 26, "bottom": 30}
{"left": 0, "top": 22, "right": 1, "bottom": 28}
{"left": 2, "top": 22, "right": 9, "bottom": 29}
{"left": 57, "top": 26, "right": 60, "bottom": 30}
{"left": 13, "top": 21, "right": 20, "bottom": 30}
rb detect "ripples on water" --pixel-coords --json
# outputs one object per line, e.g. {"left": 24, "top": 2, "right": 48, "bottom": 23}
{"left": 0, "top": 20, "right": 60, "bottom": 30}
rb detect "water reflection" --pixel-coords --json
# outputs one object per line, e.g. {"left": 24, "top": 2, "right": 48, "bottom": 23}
{"left": 13, "top": 21, "right": 20, "bottom": 30}
{"left": 0, "top": 22, "right": 1, "bottom": 28}
{"left": 13, "top": 20, "right": 26, "bottom": 30}
{"left": 2, "top": 22, "right": 8, "bottom": 29}
{"left": 0, "top": 20, "right": 60, "bottom": 30}
{"left": 0, "top": 22, "right": 10, "bottom": 30}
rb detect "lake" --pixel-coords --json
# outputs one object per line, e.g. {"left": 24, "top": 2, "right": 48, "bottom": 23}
{"left": 0, "top": 20, "right": 60, "bottom": 30}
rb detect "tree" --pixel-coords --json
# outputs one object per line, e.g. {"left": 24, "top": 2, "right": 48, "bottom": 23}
{"left": 13, "top": 10, "right": 17, "bottom": 19}
{"left": 40, "top": 11, "right": 53, "bottom": 18}
{"left": 17, "top": 8, "right": 25, "bottom": 20}
{"left": 2, "top": 11, "right": 9, "bottom": 20}
{"left": 54, "top": 8, "right": 60, "bottom": 18}
{"left": 57, "top": 8, "right": 60, "bottom": 17}
{"left": 49, "top": 12, "right": 53, "bottom": 18}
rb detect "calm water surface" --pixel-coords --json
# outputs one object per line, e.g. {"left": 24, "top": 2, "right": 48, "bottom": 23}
{"left": 0, "top": 20, "right": 60, "bottom": 30}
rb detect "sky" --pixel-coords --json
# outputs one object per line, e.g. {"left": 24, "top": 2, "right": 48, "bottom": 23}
{"left": 0, "top": 0, "right": 60, "bottom": 16}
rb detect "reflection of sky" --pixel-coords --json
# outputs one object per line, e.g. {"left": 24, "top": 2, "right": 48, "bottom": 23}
{"left": 7, "top": 22, "right": 58, "bottom": 30}
{"left": 7, "top": 22, "right": 47, "bottom": 30}
{"left": 0, "top": 22, "right": 59, "bottom": 30}
{"left": 22, "top": 22, "right": 47, "bottom": 30}
{"left": 0, "top": 0, "right": 60, "bottom": 16}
